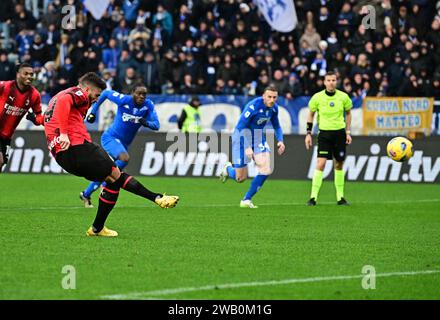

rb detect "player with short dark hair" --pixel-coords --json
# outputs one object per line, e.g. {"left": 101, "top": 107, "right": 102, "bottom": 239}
{"left": 79, "top": 85, "right": 160, "bottom": 207}
{"left": 305, "top": 71, "right": 352, "bottom": 206}
{"left": 44, "top": 72, "right": 179, "bottom": 237}
{"left": 219, "top": 86, "right": 286, "bottom": 208}
{"left": 0, "top": 63, "right": 44, "bottom": 171}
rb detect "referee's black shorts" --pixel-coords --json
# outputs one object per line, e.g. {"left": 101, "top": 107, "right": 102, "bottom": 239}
{"left": 56, "top": 140, "right": 115, "bottom": 182}
{"left": 0, "top": 137, "right": 11, "bottom": 165}
{"left": 317, "top": 129, "right": 347, "bottom": 162}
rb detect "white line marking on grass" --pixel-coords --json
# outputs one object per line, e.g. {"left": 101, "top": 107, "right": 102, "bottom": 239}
{"left": 101, "top": 270, "right": 440, "bottom": 300}
{"left": 0, "top": 198, "right": 439, "bottom": 212}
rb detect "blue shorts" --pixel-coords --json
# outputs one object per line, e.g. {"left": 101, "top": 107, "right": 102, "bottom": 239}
{"left": 232, "top": 138, "right": 270, "bottom": 168}
{"left": 101, "top": 132, "right": 128, "bottom": 160}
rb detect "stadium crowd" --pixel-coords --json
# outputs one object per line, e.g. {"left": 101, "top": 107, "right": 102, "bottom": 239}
{"left": 0, "top": 0, "right": 440, "bottom": 101}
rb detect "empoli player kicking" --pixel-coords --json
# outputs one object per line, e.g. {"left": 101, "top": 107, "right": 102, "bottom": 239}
{"left": 220, "top": 86, "right": 286, "bottom": 208}
{"left": 305, "top": 71, "right": 352, "bottom": 205}
{"left": 80, "top": 85, "right": 160, "bottom": 207}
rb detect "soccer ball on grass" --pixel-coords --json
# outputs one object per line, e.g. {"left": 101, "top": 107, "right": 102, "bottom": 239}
{"left": 386, "top": 137, "right": 414, "bottom": 162}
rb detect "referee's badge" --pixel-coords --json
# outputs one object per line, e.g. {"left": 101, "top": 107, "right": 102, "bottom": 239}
{"left": 330, "top": 102, "right": 335, "bottom": 107}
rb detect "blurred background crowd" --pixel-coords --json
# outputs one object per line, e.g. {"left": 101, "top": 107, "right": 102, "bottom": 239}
{"left": 0, "top": 0, "right": 439, "bottom": 101}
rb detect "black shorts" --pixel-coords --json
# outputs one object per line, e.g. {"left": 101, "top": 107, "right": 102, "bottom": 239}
{"left": 317, "top": 129, "right": 347, "bottom": 161}
{"left": 55, "top": 141, "right": 115, "bottom": 182}
{"left": 0, "top": 137, "right": 11, "bottom": 165}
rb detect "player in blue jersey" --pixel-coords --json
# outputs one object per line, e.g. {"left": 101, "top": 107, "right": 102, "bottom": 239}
{"left": 219, "top": 86, "right": 286, "bottom": 208}
{"left": 79, "top": 85, "right": 160, "bottom": 207}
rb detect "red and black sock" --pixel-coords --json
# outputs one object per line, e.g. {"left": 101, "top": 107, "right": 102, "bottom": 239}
{"left": 92, "top": 182, "right": 120, "bottom": 233}
{"left": 92, "top": 172, "right": 161, "bottom": 232}
{"left": 119, "top": 172, "right": 162, "bottom": 202}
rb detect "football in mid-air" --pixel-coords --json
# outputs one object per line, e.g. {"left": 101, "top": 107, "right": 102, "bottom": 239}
{"left": 386, "top": 137, "right": 414, "bottom": 162}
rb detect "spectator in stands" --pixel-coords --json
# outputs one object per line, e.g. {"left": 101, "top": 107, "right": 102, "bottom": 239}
{"left": 300, "top": 24, "right": 321, "bottom": 52}
{"left": 0, "top": 1, "right": 14, "bottom": 50}
{"left": 102, "top": 38, "right": 121, "bottom": 73}
{"left": 123, "top": 0, "right": 140, "bottom": 27}
{"left": 179, "top": 74, "right": 197, "bottom": 94}
{"left": 138, "top": 51, "right": 159, "bottom": 94}
{"left": 29, "top": 34, "right": 50, "bottom": 66}
{"left": 115, "top": 66, "right": 142, "bottom": 93}
{"left": 0, "top": 51, "right": 15, "bottom": 80}
{"left": 153, "top": 4, "right": 173, "bottom": 42}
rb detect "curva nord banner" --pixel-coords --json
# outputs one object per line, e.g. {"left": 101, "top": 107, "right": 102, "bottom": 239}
{"left": 2, "top": 131, "right": 440, "bottom": 183}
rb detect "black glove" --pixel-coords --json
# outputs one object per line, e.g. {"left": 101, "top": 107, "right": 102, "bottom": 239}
{"left": 26, "top": 112, "right": 38, "bottom": 125}
{"left": 139, "top": 118, "right": 148, "bottom": 127}
{"left": 86, "top": 113, "right": 96, "bottom": 123}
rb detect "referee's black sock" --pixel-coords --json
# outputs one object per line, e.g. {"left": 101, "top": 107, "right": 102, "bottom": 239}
{"left": 93, "top": 183, "right": 120, "bottom": 233}
{"left": 118, "top": 172, "right": 162, "bottom": 202}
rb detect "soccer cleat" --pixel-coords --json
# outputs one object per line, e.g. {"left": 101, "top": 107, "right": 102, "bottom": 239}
{"left": 80, "top": 191, "right": 94, "bottom": 208}
{"left": 240, "top": 199, "right": 258, "bottom": 208}
{"left": 86, "top": 226, "right": 118, "bottom": 237}
{"left": 155, "top": 194, "right": 179, "bottom": 208}
{"left": 219, "top": 161, "right": 232, "bottom": 183}
{"left": 337, "top": 197, "right": 350, "bottom": 206}
{"left": 307, "top": 198, "right": 317, "bottom": 206}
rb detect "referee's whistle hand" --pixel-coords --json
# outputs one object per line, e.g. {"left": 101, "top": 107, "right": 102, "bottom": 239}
{"left": 59, "top": 133, "right": 71, "bottom": 151}
{"left": 346, "top": 134, "right": 352, "bottom": 145}
{"left": 305, "top": 134, "right": 312, "bottom": 150}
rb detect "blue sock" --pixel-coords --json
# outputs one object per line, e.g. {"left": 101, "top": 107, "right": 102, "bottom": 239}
{"left": 243, "top": 175, "right": 268, "bottom": 200}
{"left": 83, "top": 181, "right": 102, "bottom": 198}
{"left": 115, "top": 160, "right": 128, "bottom": 170}
{"left": 227, "top": 166, "right": 236, "bottom": 180}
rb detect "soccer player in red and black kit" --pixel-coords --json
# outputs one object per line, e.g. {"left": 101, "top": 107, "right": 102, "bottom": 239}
{"left": 0, "top": 63, "right": 44, "bottom": 170}
{"left": 44, "top": 72, "right": 179, "bottom": 237}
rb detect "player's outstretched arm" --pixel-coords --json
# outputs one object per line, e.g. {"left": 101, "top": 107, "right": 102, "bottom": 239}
{"left": 87, "top": 89, "right": 113, "bottom": 122}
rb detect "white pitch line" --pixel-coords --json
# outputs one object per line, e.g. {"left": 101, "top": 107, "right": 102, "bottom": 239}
{"left": 0, "top": 198, "right": 439, "bottom": 212}
{"left": 101, "top": 269, "right": 440, "bottom": 300}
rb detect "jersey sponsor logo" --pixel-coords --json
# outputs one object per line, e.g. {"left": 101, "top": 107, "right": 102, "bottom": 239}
{"left": 256, "top": 117, "right": 271, "bottom": 125}
{"left": 9, "top": 96, "right": 15, "bottom": 102}
{"left": 48, "top": 135, "right": 61, "bottom": 152}
{"left": 3, "top": 103, "right": 27, "bottom": 116}
{"left": 122, "top": 112, "right": 142, "bottom": 123}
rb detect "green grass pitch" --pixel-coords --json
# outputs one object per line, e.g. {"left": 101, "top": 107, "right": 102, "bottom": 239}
{"left": 0, "top": 174, "right": 439, "bottom": 300}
